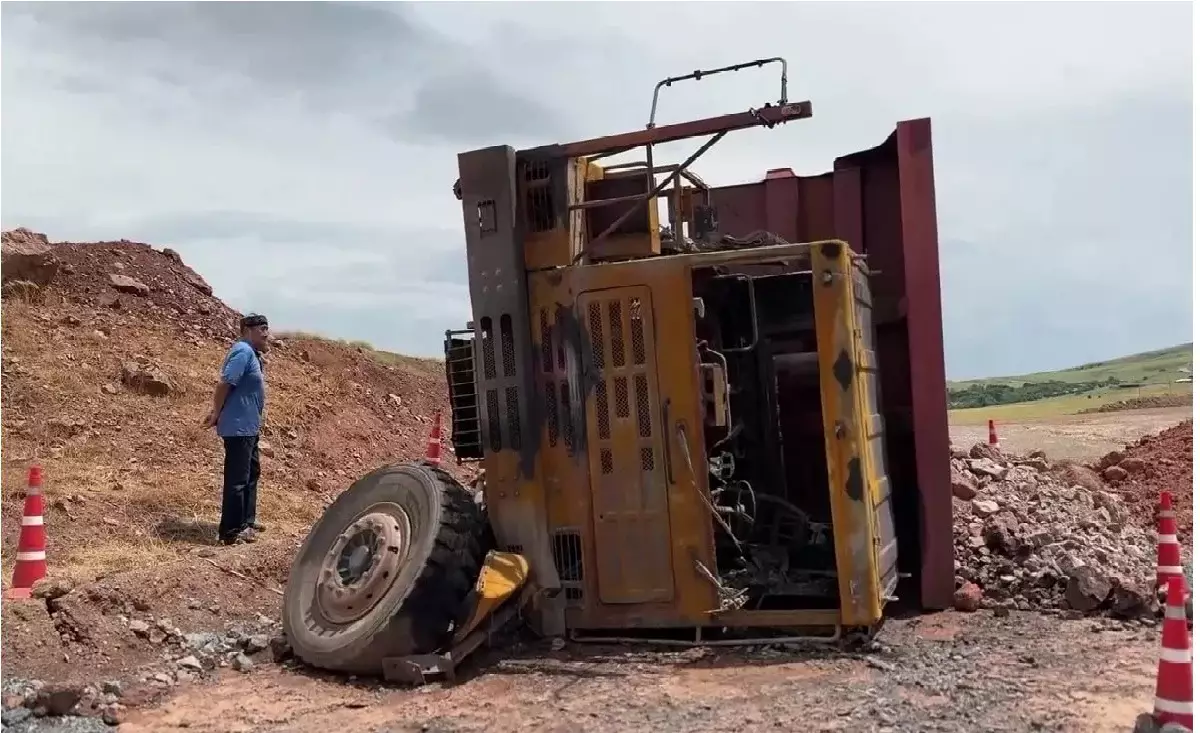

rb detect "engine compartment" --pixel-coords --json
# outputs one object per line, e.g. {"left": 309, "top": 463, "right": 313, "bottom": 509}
{"left": 692, "top": 264, "right": 843, "bottom": 610}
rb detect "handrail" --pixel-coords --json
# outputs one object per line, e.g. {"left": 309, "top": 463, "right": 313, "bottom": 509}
{"left": 648, "top": 57, "right": 789, "bottom": 129}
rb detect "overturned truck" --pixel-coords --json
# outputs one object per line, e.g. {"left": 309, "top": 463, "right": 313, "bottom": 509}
{"left": 282, "top": 58, "right": 955, "bottom": 682}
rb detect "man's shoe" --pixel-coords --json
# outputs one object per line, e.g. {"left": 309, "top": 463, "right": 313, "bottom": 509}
{"left": 219, "top": 533, "right": 247, "bottom": 546}
{"left": 249, "top": 522, "right": 266, "bottom": 532}
{"left": 237, "top": 527, "right": 259, "bottom": 543}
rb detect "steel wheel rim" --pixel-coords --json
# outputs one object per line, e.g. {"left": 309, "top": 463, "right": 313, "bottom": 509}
{"left": 316, "top": 503, "right": 412, "bottom": 625}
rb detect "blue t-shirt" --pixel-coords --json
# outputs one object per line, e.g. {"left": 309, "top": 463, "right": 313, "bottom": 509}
{"left": 217, "top": 340, "right": 265, "bottom": 437}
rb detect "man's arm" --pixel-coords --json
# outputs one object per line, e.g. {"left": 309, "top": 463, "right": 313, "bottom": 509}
{"left": 203, "top": 382, "right": 233, "bottom": 427}
{"left": 203, "top": 346, "right": 251, "bottom": 428}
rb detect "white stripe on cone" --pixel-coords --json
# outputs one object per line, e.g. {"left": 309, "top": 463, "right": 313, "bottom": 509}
{"left": 1155, "top": 697, "right": 1194, "bottom": 715}
{"left": 1161, "top": 647, "right": 1193, "bottom": 664}
{"left": 1160, "top": 534, "right": 1181, "bottom": 544}
{"left": 20, "top": 516, "right": 44, "bottom": 526}
{"left": 1166, "top": 606, "right": 1189, "bottom": 620}
{"left": 1159, "top": 565, "right": 1186, "bottom": 575}
{"left": 15, "top": 551, "right": 45, "bottom": 562}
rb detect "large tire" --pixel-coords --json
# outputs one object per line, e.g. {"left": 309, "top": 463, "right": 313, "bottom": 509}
{"left": 282, "top": 462, "right": 489, "bottom": 675}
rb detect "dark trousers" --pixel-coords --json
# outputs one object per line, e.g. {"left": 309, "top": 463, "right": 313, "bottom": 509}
{"left": 219, "top": 435, "right": 260, "bottom": 540}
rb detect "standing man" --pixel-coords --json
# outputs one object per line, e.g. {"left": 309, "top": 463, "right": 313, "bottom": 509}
{"left": 204, "top": 313, "right": 270, "bottom": 545}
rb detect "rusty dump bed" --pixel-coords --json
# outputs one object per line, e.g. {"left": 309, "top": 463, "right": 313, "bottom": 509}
{"left": 703, "top": 120, "right": 954, "bottom": 609}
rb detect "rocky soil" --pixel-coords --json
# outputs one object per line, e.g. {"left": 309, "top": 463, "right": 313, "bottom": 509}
{"left": 0, "top": 229, "right": 472, "bottom": 579}
{"left": 0, "top": 229, "right": 470, "bottom": 715}
{"left": 950, "top": 433, "right": 1191, "bottom": 620}
{"left": 1095, "top": 421, "right": 1193, "bottom": 544}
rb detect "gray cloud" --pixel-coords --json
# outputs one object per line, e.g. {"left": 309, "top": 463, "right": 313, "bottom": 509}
{"left": 5, "top": 1, "right": 426, "bottom": 90}
{"left": 382, "top": 70, "right": 568, "bottom": 146}
{"left": 3, "top": 1, "right": 558, "bottom": 145}
{"left": 0, "top": 2, "right": 1191, "bottom": 371}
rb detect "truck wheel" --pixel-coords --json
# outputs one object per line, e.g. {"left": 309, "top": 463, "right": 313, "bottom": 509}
{"left": 282, "top": 462, "right": 489, "bottom": 675}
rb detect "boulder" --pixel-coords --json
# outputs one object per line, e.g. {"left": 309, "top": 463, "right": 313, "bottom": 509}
{"left": 953, "top": 582, "right": 983, "bottom": 612}
{"left": 183, "top": 270, "right": 213, "bottom": 296}
{"left": 1118, "top": 457, "right": 1148, "bottom": 475}
{"left": 269, "top": 634, "right": 293, "bottom": 662}
{"left": 33, "top": 684, "right": 83, "bottom": 717}
{"left": 1109, "top": 576, "right": 1152, "bottom": 619}
{"left": 1102, "top": 466, "right": 1129, "bottom": 483}
{"left": 967, "top": 458, "right": 1008, "bottom": 480}
{"left": 1, "top": 229, "right": 58, "bottom": 286}
{"left": 984, "top": 513, "right": 1021, "bottom": 556}
{"left": 971, "top": 499, "right": 1001, "bottom": 517}
{"left": 951, "top": 471, "right": 979, "bottom": 501}
{"left": 969, "top": 443, "right": 1004, "bottom": 462}
{"left": 1065, "top": 565, "right": 1113, "bottom": 612}
{"left": 1015, "top": 457, "right": 1050, "bottom": 472}
{"left": 121, "top": 362, "right": 175, "bottom": 396}
{"left": 109, "top": 274, "right": 150, "bottom": 296}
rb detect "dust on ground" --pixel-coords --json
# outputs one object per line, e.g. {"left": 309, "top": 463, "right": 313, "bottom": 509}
{"left": 950, "top": 406, "right": 1191, "bottom": 462}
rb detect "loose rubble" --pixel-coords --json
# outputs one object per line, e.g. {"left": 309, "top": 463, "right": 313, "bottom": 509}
{"left": 0, "top": 612, "right": 288, "bottom": 728}
{"left": 952, "top": 442, "right": 1161, "bottom": 619}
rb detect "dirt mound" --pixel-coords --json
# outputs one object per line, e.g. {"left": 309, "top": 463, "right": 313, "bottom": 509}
{"left": 1, "top": 229, "right": 472, "bottom": 686}
{"left": 2, "top": 234, "right": 239, "bottom": 339}
{"left": 1093, "top": 420, "right": 1193, "bottom": 543}
{"left": 951, "top": 443, "right": 1160, "bottom": 619}
{"left": 1077, "top": 393, "right": 1192, "bottom": 414}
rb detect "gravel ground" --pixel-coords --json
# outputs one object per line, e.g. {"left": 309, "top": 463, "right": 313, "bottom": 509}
{"left": 110, "top": 611, "right": 1157, "bottom": 733}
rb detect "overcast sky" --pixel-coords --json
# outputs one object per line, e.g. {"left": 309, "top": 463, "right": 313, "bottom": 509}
{"left": 1, "top": 1, "right": 1192, "bottom": 379}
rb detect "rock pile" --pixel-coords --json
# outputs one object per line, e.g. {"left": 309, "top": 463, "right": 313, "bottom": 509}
{"left": 952, "top": 443, "right": 1159, "bottom": 619}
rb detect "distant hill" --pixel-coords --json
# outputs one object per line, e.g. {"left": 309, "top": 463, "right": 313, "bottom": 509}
{"left": 948, "top": 343, "right": 1193, "bottom": 410}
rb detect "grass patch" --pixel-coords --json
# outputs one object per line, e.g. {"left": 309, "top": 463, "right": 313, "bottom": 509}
{"left": 950, "top": 343, "right": 1193, "bottom": 389}
{"left": 948, "top": 342, "right": 1192, "bottom": 410}
{"left": 949, "top": 381, "right": 1193, "bottom": 426}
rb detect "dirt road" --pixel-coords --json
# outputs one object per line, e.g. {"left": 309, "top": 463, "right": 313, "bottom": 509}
{"left": 118, "top": 613, "right": 1156, "bottom": 733}
{"left": 950, "top": 405, "right": 1191, "bottom": 461}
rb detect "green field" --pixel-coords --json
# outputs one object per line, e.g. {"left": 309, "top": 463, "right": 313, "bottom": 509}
{"left": 948, "top": 343, "right": 1193, "bottom": 425}
{"left": 949, "top": 343, "right": 1193, "bottom": 390}
{"left": 948, "top": 381, "right": 1191, "bottom": 425}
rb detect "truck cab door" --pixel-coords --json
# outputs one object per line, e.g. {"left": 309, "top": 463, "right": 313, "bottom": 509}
{"left": 578, "top": 286, "right": 677, "bottom": 605}
{"left": 812, "top": 240, "right": 899, "bottom": 627}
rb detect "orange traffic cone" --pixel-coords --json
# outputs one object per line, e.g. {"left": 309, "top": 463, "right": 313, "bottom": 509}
{"left": 1154, "top": 576, "right": 1193, "bottom": 729}
{"left": 987, "top": 419, "right": 999, "bottom": 446}
{"left": 6, "top": 465, "right": 47, "bottom": 599}
{"left": 425, "top": 412, "right": 443, "bottom": 466}
{"left": 1157, "top": 492, "right": 1188, "bottom": 592}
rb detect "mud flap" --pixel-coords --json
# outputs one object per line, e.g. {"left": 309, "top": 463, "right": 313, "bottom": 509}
{"left": 382, "top": 552, "right": 536, "bottom": 686}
